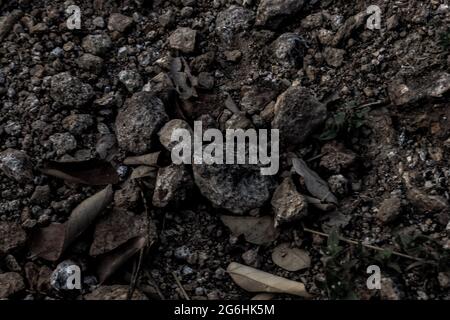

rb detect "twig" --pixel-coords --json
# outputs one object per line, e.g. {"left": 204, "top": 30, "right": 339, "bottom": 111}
{"left": 306, "top": 152, "right": 328, "bottom": 162}
{"left": 303, "top": 227, "right": 424, "bottom": 262}
{"left": 143, "top": 270, "right": 165, "bottom": 300}
{"left": 354, "top": 100, "right": 386, "bottom": 110}
{"left": 127, "top": 247, "right": 144, "bottom": 299}
{"left": 172, "top": 271, "right": 190, "bottom": 300}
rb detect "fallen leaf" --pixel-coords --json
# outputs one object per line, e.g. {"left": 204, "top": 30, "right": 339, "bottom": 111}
{"left": 40, "top": 159, "right": 119, "bottom": 185}
{"left": 292, "top": 158, "right": 337, "bottom": 204}
{"left": 96, "top": 236, "right": 147, "bottom": 284}
{"left": 130, "top": 166, "right": 157, "bottom": 179}
{"left": 123, "top": 152, "right": 161, "bottom": 166}
{"left": 220, "top": 216, "right": 278, "bottom": 245}
{"left": 250, "top": 293, "right": 275, "bottom": 300}
{"left": 31, "top": 185, "right": 114, "bottom": 261}
{"left": 271, "top": 243, "right": 311, "bottom": 272}
{"left": 227, "top": 262, "right": 312, "bottom": 298}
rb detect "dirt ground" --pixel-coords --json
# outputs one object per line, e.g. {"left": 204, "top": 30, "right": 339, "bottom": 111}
{"left": 0, "top": 0, "right": 449, "bottom": 300}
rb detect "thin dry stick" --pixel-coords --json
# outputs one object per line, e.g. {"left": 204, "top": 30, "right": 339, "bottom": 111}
{"left": 127, "top": 247, "right": 144, "bottom": 299}
{"left": 172, "top": 271, "right": 190, "bottom": 300}
{"left": 303, "top": 227, "right": 424, "bottom": 262}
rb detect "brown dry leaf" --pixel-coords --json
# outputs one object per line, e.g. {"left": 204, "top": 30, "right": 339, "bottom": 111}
{"left": 40, "top": 159, "right": 119, "bottom": 185}
{"left": 130, "top": 166, "right": 157, "bottom": 179}
{"left": 271, "top": 243, "right": 311, "bottom": 272}
{"left": 292, "top": 158, "right": 337, "bottom": 204}
{"left": 96, "top": 236, "right": 147, "bottom": 284}
{"left": 123, "top": 152, "right": 161, "bottom": 166}
{"left": 31, "top": 185, "right": 114, "bottom": 261}
{"left": 220, "top": 215, "right": 278, "bottom": 245}
{"left": 250, "top": 293, "right": 275, "bottom": 300}
{"left": 227, "top": 262, "right": 312, "bottom": 298}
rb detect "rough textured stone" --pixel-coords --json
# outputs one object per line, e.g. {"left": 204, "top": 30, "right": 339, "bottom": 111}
{"left": 323, "top": 47, "right": 345, "bottom": 68}
{"left": 118, "top": 70, "right": 143, "bottom": 92}
{"left": 50, "top": 72, "right": 94, "bottom": 107}
{"left": 377, "top": 196, "right": 401, "bottom": 223}
{"left": 115, "top": 92, "right": 168, "bottom": 154}
{"left": 85, "top": 285, "right": 147, "bottom": 300}
{"left": 81, "top": 33, "right": 112, "bottom": 56}
{"left": 0, "top": 149, "right": 33, "bottom": 183}
{"left": 271, "top": 177, "right": 308, "bottom": 227}
{"left": 215, "top": 6, "right": 254, "bottom": 45}
{"left": 256, "top": 0, "right": 304, "bottom": 29}
{"left": 158, "top": 119, "right": 193, "bottom": 152}
{"left": 193, "top": 162, "right": 275, "bottom": 214}
{"left": 62, "top": 114, "right": 94, "bottom": 136}
{"left": 169, "top": 27, "right": 197, "bottom": 53}
{"left": 0, "top": 272, "right": 25, "bottom": 298}
{"left": 153, "top": 164, "right": 194, "bottom": 207}
{"left": 240, "top": 86, "right": 276, "bottom": 115}
{"left": 0, "top": 222, "right": 27, "bottom": 254}
{"left": 273, "top": 33, "right": 305, "bottom": 68}
{"left": 271, "top": 86, "right": 327, "bottom": 146}
{"left": 77, "top": 53, "right": 103, "bottom": 74}
{"left": 108, "top": 13, "right": 133, "bottom": 32}
{"left": 49, "top": 132, "right": 77, "bottom": 156}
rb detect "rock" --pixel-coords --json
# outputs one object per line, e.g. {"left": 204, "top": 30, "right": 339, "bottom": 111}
{"left": 114, "top": 179, "right": 141, "bottom": 210}
{"left": 0, "top": 10, "right": 22, "bottom": 41}
{"left": 115, "top": 92, "right": 168, "bottom": 154}
{"left": 0, "top": 222, "right": 27, "bottom": 254}
{"left": 271, "top": 177, "right": 308, "bottom": 227}
{"left": 0, "top": 272, "right": 25, "bottom": 298}
{"left": 380, "top": 277, "right": 403, "bottom": 300}
{"left": 224, "top": 113, "right": 252, "bottom": 129}
{"left": 169, "top": 27, "right": 197, "bottom": 53}
{"left": 107, "top": 13, "right": 133, "bottom": 32}
{"left": 323, "top": 47, "right": 345, "bottom": 68}
{"left": 77, "top": 53, "right": 103, "bottom": 74}
{"left": 386, "top": 15, "right": 400, "bottom": 30}
{"left": 62, "top": 114, "right": 94, "bottom": 135}
{"left": 388, "top": 72, "right": 450, "bottom": 107}
{"left": 198, "top": 72, "right": 215, "bottom": 90}
{"left": 331, "top": 12, "right": 366, "bottom": 47}
{"left": 92, "top": 16, "right": 105, "bottom": 28}
{"left": 0, "top": 149, "right": 33, "bottom": 183}
{"left": 271, "top": 86, "right": 327, "bottom": 146}
{"left": 273, "top": 33, "right": 305, "bottom": 68}
{"left": 118, "top": 70, "right": 143, "bottom": 93}
{"left": 438, "top": 272, "right": 450, "bottom": 289}
{"left": 317, "top": 28, "right": 334, "bottom": 46}
{"left": 193, "top": 162, "right": 275, "bottom": 214}
{"left": 242, "top": 248, "right": 260, "bottom": 268}
{"left": 159, "top": 10, "right": 176, "bottom": 28}
{"left": 49, "top": 133, "right": 77, "bottom": 156}
{"left": 406, "top": 187, "right": 448, "bottom": 213}
{"left": 255, "top": 0, "right": 304, "bottom": 29}
{"left": 90, "top": 208, "right": 150, "bottom": 256}
{"left": 224, "top": 50, "right": 242, "bottom": 62}
{"left": 81, "top": 33, "right": 112, "bottom": 56}
{"left": 31, "top": 185, "right": 51, "bottom": 204}
{"left": 215, "top": 6, "right": 254, "bottom": 45}
{"left": 85, "top": 285, "right": 147, "bottom": 300}
{"left": 301, "top": 12, "right": 324, "bottom": 29}
{"left": 158, "top": 119, "right": 193, "bottom": 152}
{"left": 50, "top": 72, "right": 94, "bottom": 107}
{"left": 319, "top": 141, "right": 357, "bottom": 173}
{"left": 240, "top": 86, "right": 276, "bottom": 115}
{"left": 152, "top": 164, "right": 194, "bottom": 207}
{"left": 50, "top": 260, "right": 81, "bottom": 290}
{"left": 377, "top": 196, "right": 401, "bottom": 223}
{"left": 327, "top": 175, "right": 349, "bottom": 197}
{"left": 174, "top": 245, "right": 191, "bottom": 261}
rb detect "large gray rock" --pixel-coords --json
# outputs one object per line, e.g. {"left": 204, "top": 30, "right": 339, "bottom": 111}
{"left": 81, "top": 33, "right": 112, "bottom": 56}
{"left": 271, "top": 86, "right": 327, "bottom": 146}
{"left": 0, "top": 149, "right": 33, "bottom": 183}
{"left": 115, "top": 92, "right": 168, "bottom": 154}
{"left": 50, "top": 72, "right": 94, "bottom": 107}
{"left": 256, "top": 0, "right": 304, "bottom": 29}
{"left": 216, "top": 6, "right": 254, "bottom": 45}
{"left": 193, "top": 161, "right": 275, "bottom": 214}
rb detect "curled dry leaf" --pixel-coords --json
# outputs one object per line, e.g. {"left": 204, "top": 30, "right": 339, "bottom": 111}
{"left": 123, "top": 152, "right": 161, "bottom": 166}
{"left": 271, "top": 243, "right": 311, "bottom": 272}
{"left": 220, "top": 215, "right": 278, "bottom": 245}
{"left": 130, "top": 166, "right": 157, "bottom": 179}
{"left": 96, "top": 236, "right": 147, "bottom": 284}
{"left": 31, "top": 185, "right": 114, "bottom": 261}
{"left": 250, "top": 293, "right": 275, "bottom": 300}
{"left": 227, "top": 262, "right": 312, "bottom": 298}
{"left": 40, "top": 159, "right": 119, "bottom": 185}
{"left": 292, "top": 158, "right": 338, "bottom": 204}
